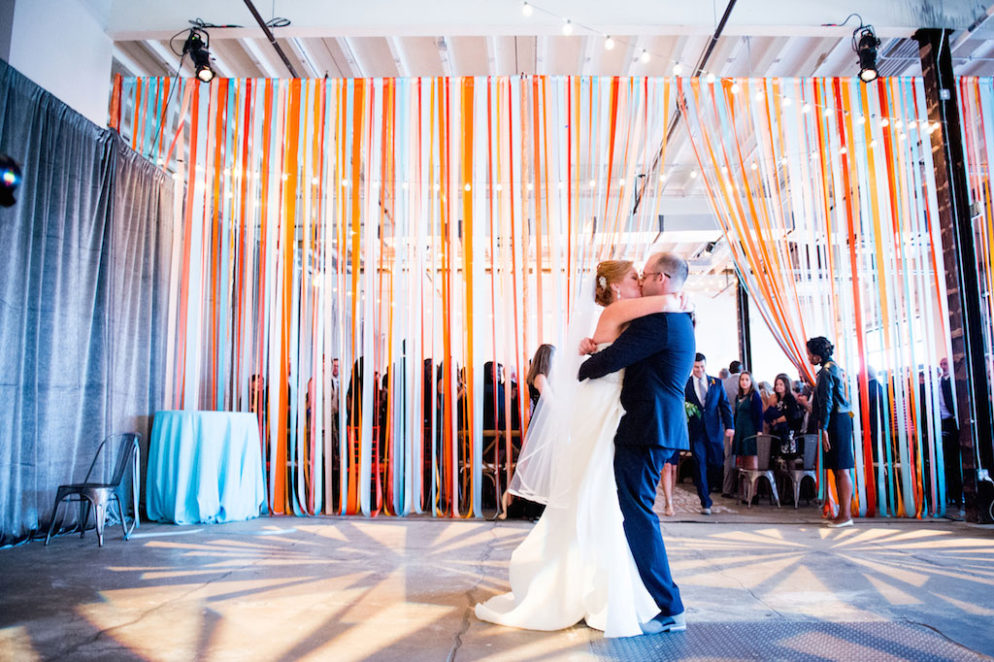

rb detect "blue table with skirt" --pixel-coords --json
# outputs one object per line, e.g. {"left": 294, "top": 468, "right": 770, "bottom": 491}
{"left": 146, "top": 410, "right": 266, "bottom": 525}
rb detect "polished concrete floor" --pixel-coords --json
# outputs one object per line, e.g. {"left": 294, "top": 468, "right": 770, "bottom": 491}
{"left": 2, "top": 484, "right": 993, "bottom": 661}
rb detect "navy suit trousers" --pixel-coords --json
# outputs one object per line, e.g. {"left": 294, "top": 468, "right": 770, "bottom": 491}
{"left": 690, "top": 436, "right": 724, "bottom": 508}
{"left": 614, "top": 444, "right": 684, "bottom": 617}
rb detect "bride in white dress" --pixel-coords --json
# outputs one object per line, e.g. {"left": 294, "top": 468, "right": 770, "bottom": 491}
{"left": 474, "top": 260, "right": 690, "bottom": 638}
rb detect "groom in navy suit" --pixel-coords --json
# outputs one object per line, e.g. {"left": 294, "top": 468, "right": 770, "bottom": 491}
{"left": 578, "top": 252, "right": 695, "bottom": 634}
{"left": 685, "top": 353, "right": 734, "bottom": 515}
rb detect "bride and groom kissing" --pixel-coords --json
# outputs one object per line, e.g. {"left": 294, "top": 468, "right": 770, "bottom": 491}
{"left": 476, "top": 251, "right": 696, "bottom": 638}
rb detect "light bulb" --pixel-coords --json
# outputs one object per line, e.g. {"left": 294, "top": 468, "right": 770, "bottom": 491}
{"left": 604, "top": 36, "right": 615, "bottom": 50}
{"left": 562, "top": 19, "right": 573, "bottom": 35}
{"left": 640, "top": 50, "right": 650, "bottom": 64}
{"left": 521, "top": 2, "right": 533, "bottom": 17}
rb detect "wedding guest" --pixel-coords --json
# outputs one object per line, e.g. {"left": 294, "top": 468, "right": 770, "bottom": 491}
{"left": 346, "top": 358, "right": 365, "bottom": 429}
{"left": 763, "top": 373, "right": 803, "bottom": 459}
{"left": 504, "top": 344, "right": 555, "bottom": 520}
{"left": 731, "top": 371, "right": 763, "bottom": 473}
{"left": 329, "top": 358, "right": 340, "bottom": 438}
{"left": 526, "top": 344, "right": 555, "bottom": 411}
{"left": 724, "top": 360, "right": 742, "bottom": 403}
{"left": 482, "top": 361, "right": 506, "bottom": 431}
{"left": 865, "top": 366, "right": 886, "bottom": 465}
{"left": 685, "top": 352, "right": 734, "bottom": 515}
{"left": 807, "top": 336, "right": 854, "bottom": 527}
{"left": 795, "top": 385, "right": 817, "bottom": 434}
{"left": 718, "top": 367, "right": 730, "bottom": 381}
{"left": 758, "top": 380, "right": 774, "bottom": 405}
{"left": 938, "top": 357, "right": 962, "bottom": 506}
{"left": 248, "top": 373, "right": 266, "bottom": 416}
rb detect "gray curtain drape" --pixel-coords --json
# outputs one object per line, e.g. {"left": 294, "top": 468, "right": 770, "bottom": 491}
{"left": 0, "top": 60, "right": 175, "bottom": 545}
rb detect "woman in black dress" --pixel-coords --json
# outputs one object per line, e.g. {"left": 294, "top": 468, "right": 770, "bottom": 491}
{"left": 806, "top": 336, "right": 855, "bottom": 527}
{"left": 764, "top": 373, "right": 804, "bottom": 460}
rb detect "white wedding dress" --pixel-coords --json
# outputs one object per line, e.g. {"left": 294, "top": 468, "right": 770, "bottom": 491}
{"left": 474, "top": 345, "right": 659, "bottom": 638}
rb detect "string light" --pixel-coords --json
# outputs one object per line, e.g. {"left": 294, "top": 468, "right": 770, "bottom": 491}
{"left": 673, "top": 62, "right": 683, "bottom": 76}
{"left": 604, "top": 36, "right": 615, "bottom": 50}
{"left": 639, "top": 49, "right": 650, "bottom": 64}
{"left": 562, "top": 19, "right": 573, "bottom": 35}
{"left": 521, "top": 1, "right": 533, "bottom": 17}
{"left": 730, "top": 82, "right": 740, "bottom": 94}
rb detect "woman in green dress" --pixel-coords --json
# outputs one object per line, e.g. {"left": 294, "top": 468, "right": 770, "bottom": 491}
{"left": 731, "top": 371, "right": 764, "bottom": 471}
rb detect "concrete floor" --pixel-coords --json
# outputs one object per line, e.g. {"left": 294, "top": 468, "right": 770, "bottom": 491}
{"left": 2, "top": 485, "right": 993, "bottom": 661}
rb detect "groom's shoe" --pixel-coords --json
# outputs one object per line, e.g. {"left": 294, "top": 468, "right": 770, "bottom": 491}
{"left": 640, "top": 611, "right": 687, "bottom": 634}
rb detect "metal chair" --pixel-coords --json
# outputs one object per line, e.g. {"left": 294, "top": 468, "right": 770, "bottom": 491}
{"left": 779, "top": 434, "right": 819, "bottom": 508}
{"left": 739, "top": 434, "right": 780, "bottom": 507}
{"left": 45, "top": 433, "right": 141, "bottom": 547}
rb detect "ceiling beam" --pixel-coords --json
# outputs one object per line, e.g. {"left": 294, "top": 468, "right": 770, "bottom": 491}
{"left": 242, "top": 37, "right": 287, "bottom": 77}
{"left": 289, "top": 37, "right": 323, "bottom": 77}
{"left": 386, "top": 36, "right": 410, "bottom": 77}
{"left": 337, "top": 37, "right": 365, "bottom": 77}
{"left": 436, "top": 36, "right": 453, "bottom": 77}
{"left": 107, "top": 1, "right": 990, "bottom": 40}
{"left": 112, "top": 44, "right": 153, "bottom": 77}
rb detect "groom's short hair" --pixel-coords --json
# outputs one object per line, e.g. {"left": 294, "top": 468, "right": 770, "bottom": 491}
{"left": 650, "top": 252, "right": 689, "bottom": 289}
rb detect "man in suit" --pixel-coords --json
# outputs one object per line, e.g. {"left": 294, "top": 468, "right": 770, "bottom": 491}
{"left": 723, "top": 360, "right": 742, "bottom": 402}
{"left": 938, "top": 357, "right": 962, "bottom": 506}
{"left": 579, "top": 252, "right": 695, "bottom": 635}
{"left": 685, "top": 353, "right": 734, "bottom": 515}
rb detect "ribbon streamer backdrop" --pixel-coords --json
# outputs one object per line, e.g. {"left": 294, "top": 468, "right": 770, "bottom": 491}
{"left": 678, "top": 76, "right": 994, "bottom": 519}
{"left": 113, "top": 75, "right": 673, "bottom": 518}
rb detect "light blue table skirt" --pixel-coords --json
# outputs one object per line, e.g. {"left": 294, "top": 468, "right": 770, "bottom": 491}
{"left": 146, "top": 410, "right": 266, "bottom": 524}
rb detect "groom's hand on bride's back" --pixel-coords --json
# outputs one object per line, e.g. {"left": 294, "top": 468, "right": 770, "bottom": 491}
{"left": 578, "top": 338, "right": 597, "bottom": 355}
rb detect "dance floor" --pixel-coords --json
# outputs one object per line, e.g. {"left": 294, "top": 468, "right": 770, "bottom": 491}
{"left": 2, "top": 484, "right": 993, "bottom": 661}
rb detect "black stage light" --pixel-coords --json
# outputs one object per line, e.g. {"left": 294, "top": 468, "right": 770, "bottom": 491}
{"left": 854, "top": 26, "right": 880, "bottom": 83}
{"left": 0, "top": 154, "right": 22, "bottom": 208}
{"left": 183, "top": 29, "right": 215, "bottom": 83}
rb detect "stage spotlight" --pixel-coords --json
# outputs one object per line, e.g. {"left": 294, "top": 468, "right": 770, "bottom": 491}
{"left": 183, "top": 29, "right": 215, "bottom": 83}
{"left": 853, "top": 25, "right": 880, "bottom": 83}
{"left": 0, "top": 154, "right": 22, "bottom": 208}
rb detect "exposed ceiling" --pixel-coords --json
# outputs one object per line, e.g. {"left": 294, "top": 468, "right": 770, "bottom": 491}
{"left": 99, "top": 0, "right": 994, "bottom": 279}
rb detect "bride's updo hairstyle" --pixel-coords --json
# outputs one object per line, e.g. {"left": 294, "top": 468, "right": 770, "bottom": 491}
{"left": 594, "top": 260, "right": 633, "bottom": 307}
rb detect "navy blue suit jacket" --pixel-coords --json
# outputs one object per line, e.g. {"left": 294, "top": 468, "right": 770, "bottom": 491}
{"left": 685, "top": 375, "right": 733, "bottom": 446}
{"left": 578, "top": 312, "right": 695, "bottom": 450}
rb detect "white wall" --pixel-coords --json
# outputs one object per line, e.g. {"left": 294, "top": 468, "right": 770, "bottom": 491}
{"left": 8, "top": 0, "right": 112, "bottom": 126}
{"left": 691, "top": 287, "right": 797, "bottom": 383}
